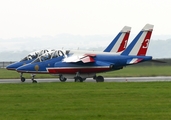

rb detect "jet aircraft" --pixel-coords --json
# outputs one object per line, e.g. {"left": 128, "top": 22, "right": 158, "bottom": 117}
{"left": 8, "top": 26, "right": 131, "bottom": 82}
{"left": 6, "top": 49, "right": 55, "bottom": 82}
{"left": 16, "top": 24, "right": 154, "bottom": 83}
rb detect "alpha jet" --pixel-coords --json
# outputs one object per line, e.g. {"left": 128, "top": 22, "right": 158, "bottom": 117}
{"left": 16, "top": 24, "right": 154, "bottom": 83}
{"left": 15, "top": 26, "right": 131, "bottom": 83}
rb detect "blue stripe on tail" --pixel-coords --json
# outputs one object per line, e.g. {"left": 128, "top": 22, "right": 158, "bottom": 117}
{"left": 103, "top": 32, "right": 122, "bottom": 52}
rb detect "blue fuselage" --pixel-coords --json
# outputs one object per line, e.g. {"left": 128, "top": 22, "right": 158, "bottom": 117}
{"left": 16, "top": 54, "right": 152, "bottom": 75}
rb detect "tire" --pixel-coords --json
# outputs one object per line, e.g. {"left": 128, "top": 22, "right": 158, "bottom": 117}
{"left": 96, "top": 76, "right": 104, "bottom": 82}
{"left": 59, "top": 75, "right": 67, "bottom": 82}
{"left": 21, "top": 77, "right": 25, "bottom": 82}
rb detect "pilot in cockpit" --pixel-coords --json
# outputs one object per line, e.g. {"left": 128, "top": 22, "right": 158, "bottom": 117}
{"left": 27, "top": 55, "right": 32, "bottom": 60}
{"left": 41, "top": 53, "right": 50, "bottom": 61}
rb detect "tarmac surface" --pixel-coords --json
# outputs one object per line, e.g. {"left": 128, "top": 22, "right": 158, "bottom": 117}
{"left": 0, "top": 76, "right": 171, "bottom": 83}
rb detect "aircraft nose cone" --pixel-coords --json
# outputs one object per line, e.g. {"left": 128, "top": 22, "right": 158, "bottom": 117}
{"left": 6, "top": 65, "right": 11, "bottom": 70}
{"left": 6, "top": 63, "right": 18, "bottom": 70}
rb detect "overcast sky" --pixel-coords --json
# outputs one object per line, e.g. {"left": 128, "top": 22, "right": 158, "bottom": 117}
{"left": 0, "top": 0, "right": 171, "bottom": 39}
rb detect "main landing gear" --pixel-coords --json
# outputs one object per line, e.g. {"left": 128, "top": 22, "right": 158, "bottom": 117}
{"left": 74, "top": 72, "right": 104, "bottom": 82}
{"left": 59, "top": 74, "right": 67, "bottom": 82}
{"left": 74, "top": 72, "right": 83, "bottom": 82}
{"left": 74, "top": 75, "right": 104, "bottom": 82}
{"left": 59, "top": 74, "right": 86, "bottom": 82}
{"left": 74, "top": 76, "right": 83, "bottom": 82}
{"left": 93, "top": 75, "right": 104, "bottom": 82}
{"left": 95, "top": 75, "right": 104, "bottom": 82}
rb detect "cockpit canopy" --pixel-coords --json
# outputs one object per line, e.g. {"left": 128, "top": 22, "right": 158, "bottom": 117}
{"left": 20, "top": 49, "right": 55, "bottom": 62}
{"left": 31, "top": 50, "right": 70, "bottom": 63}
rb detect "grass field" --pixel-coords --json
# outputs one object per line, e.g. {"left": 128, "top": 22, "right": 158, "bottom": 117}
{"left": 1, "top": 66, "right": 171, "bottom": 79}
{"left": 1, "top": 66, "right": 171, "bottom": 119}
{"left": 0, "top": 82, "right": 171, "bottom": 120}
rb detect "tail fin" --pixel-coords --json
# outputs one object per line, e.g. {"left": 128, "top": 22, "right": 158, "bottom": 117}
{"left": 103, "top": 26, "right": 131, "bottom": 52}
{"left": 121, "top": 24, "right": 154, "bottom": 56}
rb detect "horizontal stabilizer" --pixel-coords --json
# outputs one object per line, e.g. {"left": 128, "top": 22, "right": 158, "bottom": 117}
{"left": 127, "top": 58, "right": 143, "bottom": 64}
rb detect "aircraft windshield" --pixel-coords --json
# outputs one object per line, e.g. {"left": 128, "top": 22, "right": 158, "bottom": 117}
{"left": 31, "top": 50, "right": 70, "bottom": 63}
{"left": 20, "top": 49, "right": 55, "bottom": 62}
{"left": 20, "top": 51, "right": 39, "bottom": 61}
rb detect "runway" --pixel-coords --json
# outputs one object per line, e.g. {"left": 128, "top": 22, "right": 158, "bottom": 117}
{"left": 0, "top": 76, "right": 171, "bottom": 83}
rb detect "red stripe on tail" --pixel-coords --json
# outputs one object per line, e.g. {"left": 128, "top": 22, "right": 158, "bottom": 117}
{"left": 117, "top": 31, "right": 130, "bottom": 52}
{"left": 137, "top": 30, "right": 152, "bottom": 56}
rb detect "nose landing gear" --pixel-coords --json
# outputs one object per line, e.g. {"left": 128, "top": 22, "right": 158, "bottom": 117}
{"left": 20, "top": 73, "right": 25, "bottom": 82}
{"left": 31, "top": 74, "right": 37, "bottom": 83}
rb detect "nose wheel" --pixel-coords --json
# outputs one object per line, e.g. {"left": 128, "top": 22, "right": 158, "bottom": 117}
{"left": 21, "top": 77, "right": 25, "bottom": 82}
{"left": 32, "top": 80, "right": 37, "bottom": 83}
{"left": 20, "top": 73, "right": 26, "bottom": 82}
{"left": 31, "top": 74, "right": 37, "bottom": 83}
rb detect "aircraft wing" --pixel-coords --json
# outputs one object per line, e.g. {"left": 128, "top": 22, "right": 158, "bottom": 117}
{"left": 63, "top": 53, "right": 96, "bottom": 63}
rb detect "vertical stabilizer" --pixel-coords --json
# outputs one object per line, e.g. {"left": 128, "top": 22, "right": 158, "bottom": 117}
{"left": 121, "top": 24, "right": 154, "bottom": 56}
{"left": 104, "top": 26, "right": 131, "bottom": 52}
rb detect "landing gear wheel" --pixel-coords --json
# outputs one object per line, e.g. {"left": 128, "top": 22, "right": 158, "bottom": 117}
{"left": 21, "top": 77, "right": 25, "bottom": 82}
{"left": 31, "top": 74, "right": 37, "bottom": 83}
{"left": 20, "top": 73, "right": 25, "bottom": 82}
{"left": 59, "top": 75, "right": 67, "bottom": 82}
{"left": 75, "top": 77, "right": 83, "bottom": 82}
{"left": 96, "top": 76, "right": 104, "bottom": 82}
{"left": 32, "top": 80, "right": 37, "bottom": 83}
